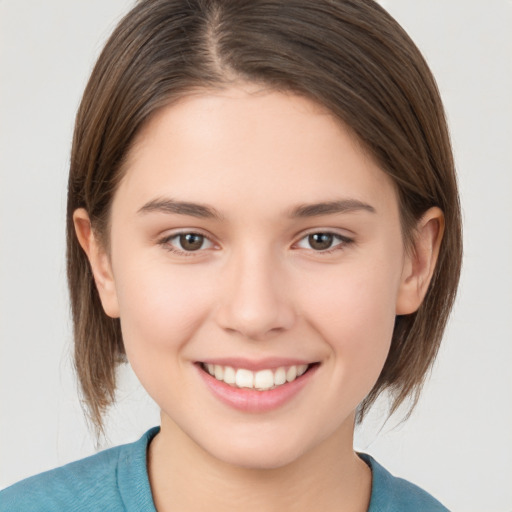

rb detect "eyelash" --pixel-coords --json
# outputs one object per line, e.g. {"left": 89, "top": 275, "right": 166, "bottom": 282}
{"left": 158, "top": 230, "right": 354, "bottom": 257}
{"left": 294, "top": 232, "right": 354, "bottom": 255}
{"left": 158, "top": 231, "right": 214, "bottom": 257}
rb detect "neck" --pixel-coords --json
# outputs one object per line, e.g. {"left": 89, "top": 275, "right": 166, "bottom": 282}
{"left": 148, "top": 413, "right": 371, "bottom": 512}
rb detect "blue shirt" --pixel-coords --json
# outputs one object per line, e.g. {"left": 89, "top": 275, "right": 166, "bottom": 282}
{"left": 0, "top": 427, "right": 449, "bottom": 511}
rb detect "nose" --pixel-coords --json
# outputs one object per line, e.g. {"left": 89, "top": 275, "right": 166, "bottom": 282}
{"left": 215, "top": 248, "right": 296, "bottom": 340}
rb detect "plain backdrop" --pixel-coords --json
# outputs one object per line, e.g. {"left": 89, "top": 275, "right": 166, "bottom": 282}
{"left": 1, "top": 1, "right": 511, "bottom": 510}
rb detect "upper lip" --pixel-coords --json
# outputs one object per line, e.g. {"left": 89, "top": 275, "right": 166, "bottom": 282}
{"left": 197, "top": 357, "right": 316, "bottom": 371}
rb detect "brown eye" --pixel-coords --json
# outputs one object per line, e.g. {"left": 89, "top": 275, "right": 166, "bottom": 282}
{"left": 308, "top": 233, "right": 334, "bottom": 250}
{"left": 295, "top": 232, "right": 352, "bottom": 253}
{"left": 162, "top": 231, "right": 214, "bottom": 255}
{"left": 179, "top": 233, "right": 205, "bottom": 251}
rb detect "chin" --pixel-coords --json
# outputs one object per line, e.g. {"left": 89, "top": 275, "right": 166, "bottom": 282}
{"left": 197, "top": 427, "right": 319, "bottom": 471}
{"left": 215, "top": 445, "right": 304, "bottom": 471}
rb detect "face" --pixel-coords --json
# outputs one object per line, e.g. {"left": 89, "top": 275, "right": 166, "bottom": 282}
{"left": 84, "top": 85, "right": 422, "bottom": 469}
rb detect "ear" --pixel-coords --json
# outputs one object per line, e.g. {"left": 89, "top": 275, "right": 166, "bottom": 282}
{"left": 396, "top": 207, "right": 445, "bottom": 315}
{"left": 73, "top": 208, "right": 120, "bottom": 318}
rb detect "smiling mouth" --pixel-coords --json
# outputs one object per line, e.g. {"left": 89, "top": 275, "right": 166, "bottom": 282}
{"left": 199, "top": 362, "right": 317, "bottom": 391}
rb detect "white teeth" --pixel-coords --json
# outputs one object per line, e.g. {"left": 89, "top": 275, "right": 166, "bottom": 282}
{"left": 204, "top": 363, "right": 311, "bottom": 390}
{"left": 286, "top": 366, "right": 297, "bottom": 382}
{"left": 274, "top": 367, "right": 286, "bottom": 386}
{"left": 223, "top": 366, "right": 236, "bottom": 384}
{"left": 297, "top": 364, "right": 308, "bottom": 376}
{"left": 236, "top": 369, "right": 254, "bottom": 389}
{"left": 214, "top": 365, "right": 224, "bottom": 380}
{"left": 254, "top": 369, "right": 274, "bottom": 390}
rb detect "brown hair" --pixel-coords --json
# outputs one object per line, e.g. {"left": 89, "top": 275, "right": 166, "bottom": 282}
{"left": 67, "top": 0, "right": 462, "bottom": 432}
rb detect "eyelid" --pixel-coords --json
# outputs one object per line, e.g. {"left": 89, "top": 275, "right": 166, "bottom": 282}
{"left": 158, "top": 229, "right": 218, "bottom": 256}
{"left": 156, "top": 228, "right": 354, "bottom": 257}
{"left": 292, "top": 229, "right": 354, "bottom": 252}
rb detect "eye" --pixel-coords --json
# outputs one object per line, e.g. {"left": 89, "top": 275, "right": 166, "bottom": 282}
{"left": 162, "top": 232, "right": 214, "bottom": 253}
{"left": 295, "top": 232, "right": 352, "bottom": 252}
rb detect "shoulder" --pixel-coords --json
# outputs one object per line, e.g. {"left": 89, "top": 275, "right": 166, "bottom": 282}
{"left": 0, "top": 427, "right": 159, "bottom": 512}
{"left": 1, "top": 446, "right": 122, "bottom": 511}
{"left": 359, "top": 453, "right": 450, "bottom": 512}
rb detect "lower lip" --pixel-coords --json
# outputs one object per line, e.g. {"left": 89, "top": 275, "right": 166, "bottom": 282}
{"left": 196, "top": 364, "right": 318, "bottom": 413}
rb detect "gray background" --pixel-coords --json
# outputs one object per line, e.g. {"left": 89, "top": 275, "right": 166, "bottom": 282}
{"left": 1, "top": 1, "right": 511, "bottom": 510}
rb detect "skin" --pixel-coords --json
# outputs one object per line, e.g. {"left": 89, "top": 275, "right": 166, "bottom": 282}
{"left": 74, "top": 84, "right": 443, "bottom": 512}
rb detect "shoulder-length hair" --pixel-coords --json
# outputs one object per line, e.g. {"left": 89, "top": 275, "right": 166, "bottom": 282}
{"left": 67, "top": 0, "right": 462, "bottom": 432}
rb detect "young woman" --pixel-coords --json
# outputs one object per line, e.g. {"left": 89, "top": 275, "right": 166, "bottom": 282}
{"left": 1, "top": 1, "right": 462, "bottom": 510}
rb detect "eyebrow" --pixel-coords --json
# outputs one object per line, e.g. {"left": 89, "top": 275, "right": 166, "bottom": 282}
{"left": 289, "top": 199, "right": 376, "bottom": 218}
{"left": 137, "top": 198, "right": 223, "bottom": 220}
{"left": 137, "top": 197, "right": 375, "bottom": 220}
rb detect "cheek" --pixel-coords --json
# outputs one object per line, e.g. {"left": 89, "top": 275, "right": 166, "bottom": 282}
{"left": 113, "top": 256, "right": 213, "bottom": 355}
{"left": 112, "top": 257, "right": 217, "bottom": 410}
{"left": 299, "top": 260, "right": 399, "bottom": 380}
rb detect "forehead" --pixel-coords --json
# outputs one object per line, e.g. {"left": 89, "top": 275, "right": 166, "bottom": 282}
{"left": 114, "top": 86, "right": 398, "bottom": 220}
